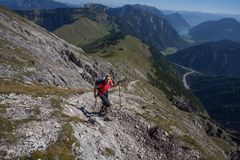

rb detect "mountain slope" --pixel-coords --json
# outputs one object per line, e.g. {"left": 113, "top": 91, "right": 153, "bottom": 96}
{"left": 189, "top": 75, "right": 240, "bottom": 132}
{"left": 129, "top": 5, "right": 190, "bottom": 34}
{"left": 167, "top": 40, "right": 240, "bottom": 77}
{"left": 16, "top": 5, "right": 188, "bottom": 51}
{"left": 54, "top": 17, "right": 110, "bottom": 47}
{"left": 189, "top": 18, "right": 240, "bottom": 42}
{"left": 131, "top": 4, "right": 164, "bottom": 17}
{"left": 0, "top": 5, "right": 238, "bottom": 160}
{"left": 0, "top": 6, "right": 106, "bottom": 89}
{"left": 164, "top": 12, "right": 191, "bottom": 34}
{"left": 108, "top": 5, "right": 188, "bottom": 51}
{"left": 0, "top": 0, "right": 67, "bottom": 10}
{"left": 16, "top": 6, "right": 112, "bottom": 47}
{"left": 83, "top": 34, "right": 238, "bottom": 160}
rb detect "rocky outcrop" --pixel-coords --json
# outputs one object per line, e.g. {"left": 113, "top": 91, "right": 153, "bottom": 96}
{"left": 0, "top": 8, "right": 116, "bottom": 89}
{"left": 171, "top": 95, "right": 197, "bottom": 113}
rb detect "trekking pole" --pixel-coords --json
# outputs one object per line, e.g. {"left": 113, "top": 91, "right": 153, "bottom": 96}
{"left": 119, "top": 84, "right": 121, "bottom": 107}
{"left": 92, "top": 97, "right": 97, "bottom": 111}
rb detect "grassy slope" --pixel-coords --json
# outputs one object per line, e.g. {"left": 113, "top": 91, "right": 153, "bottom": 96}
{"left": 0, "top": 39, "right": 34, "bottom": 67}
{"left": 86, "top": 35, "right": 231, "bottom": 160}
{"left": 53, "top": 17, "right": 110, "bottom": 47}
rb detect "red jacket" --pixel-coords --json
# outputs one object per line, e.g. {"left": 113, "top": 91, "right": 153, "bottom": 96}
{"left": 97, "top": 80, "right": 113, "bottom": 94}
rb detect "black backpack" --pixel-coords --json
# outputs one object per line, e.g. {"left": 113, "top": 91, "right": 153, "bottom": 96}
{"left": 95, "top": 79, "right": 105, "bottom": 86}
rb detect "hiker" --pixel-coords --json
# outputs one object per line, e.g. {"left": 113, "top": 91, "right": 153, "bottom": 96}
{"left": 94, "top": 74, "right": 119, "bottom": 116}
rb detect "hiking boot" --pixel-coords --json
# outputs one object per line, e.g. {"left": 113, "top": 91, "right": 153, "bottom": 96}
{"left": 103, "top": 116, "right": 112, "bottom": 121}
{"left": 99, "top": 111, "right": 106, "bottom": 117}
{"left": 99, "top": 106, "right": 107, "bottom": 117}
{"left": 88, "top": 118, "right": 96, "bottom": 124}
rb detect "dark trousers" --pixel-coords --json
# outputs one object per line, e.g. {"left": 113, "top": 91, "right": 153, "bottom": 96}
{"left": 99, "top": 92, "right": 111, "bottom": 108}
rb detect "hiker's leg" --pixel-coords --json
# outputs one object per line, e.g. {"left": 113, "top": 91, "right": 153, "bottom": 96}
{"left": 99, "top": 93, "right": 111, "bottom": 107}
{"left": 99, "top": 93, "right": 111, "bottom": 115}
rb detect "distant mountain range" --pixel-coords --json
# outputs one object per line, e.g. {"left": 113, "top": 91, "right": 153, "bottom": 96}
{"left": 131, "top": 5, "right": 190, "bottom": 34}
{"left": 131, "top": 4, "right": 164, "bottom": 17}
{"left": 164, "top": 12, "right": 190, "bottom": 34}
{"left": 0, "top": 0, "right": 67, "bottom": 10}
{"left": 163, "top": 10, "right": 240, "bottom": 27}
{"left": 108, "top": 5, "right": 188, "bottom": 50}
{"left": 189, "top": 18, "right": 240, "bottom": 43}
{"left": 167, "top": 40, "right": 240, "bottom": 77}
{"left": 16, "top": 4, "right": 188, "bottom": 50}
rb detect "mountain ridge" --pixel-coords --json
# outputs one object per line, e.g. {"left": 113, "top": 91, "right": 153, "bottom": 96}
{"left": 189, "top": 18, "right": 240, "bottom": 42}
{"left": 16, "top": 4, "right": 188, "bottom": 51}
{"left": 0, "top": 0, "right": 67, "bottom": 10}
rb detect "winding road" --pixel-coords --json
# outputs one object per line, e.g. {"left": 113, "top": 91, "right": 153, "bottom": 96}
{"left": 183, "top": 70, "right": 195, "bottom": 90}
{"left": 173, "top": 63, "right": 201, "bottom": 90}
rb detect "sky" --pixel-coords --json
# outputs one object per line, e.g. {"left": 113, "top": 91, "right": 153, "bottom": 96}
{"left": 55, "top": 0, "right": 240, "bottom": 15}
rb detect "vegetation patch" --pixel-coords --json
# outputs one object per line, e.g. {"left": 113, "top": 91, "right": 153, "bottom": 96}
{"left": 54, "top": 17, "right": 110, "bottom": 47}
{"left": 0, "top": 104, "right": 8, "bottom": 114}
{"left": 177, "top": 135, "right": 203, "bottom": 152}
{"left": 31, "top": 123, "right": 77, "bottom": 160}
{"left": 0, "top": 150, "right": 7, "bottom": 159}
{"left": 101, "top": 147, "right": 115, "bottom": 157}
{"left": 14, "top": 117, "right": 40, "bottom": 125}
{"left": 0, "top": 117, "right": 16, "bottom": 143}
{"left": 211, "top": 137, "right": 232, "bottom": 153}
{"left": 0, "top": 39, "right": 35, "bottom": 68}
{"left": 0, "top": 79, "right": 84, "bottom": 97}
{"left": 161, "top": 47, "right": 177, "bottom": 56}
{"left": 177, "top": 135, "right": 219, "bottom": 160}
{"left": 32, "top": 106, "right": 41, "bottom": 115}
{"left": 148, "top": 46, "right": 206, "bottom": 114}
{"left": 138, "top": 112, "right": 172, "bottom": 132}
{"left": 51, "top": 98, "right": 85, "bottom": 123}
{"left": 82, "top": 32, "right": 125, "bottom": 53}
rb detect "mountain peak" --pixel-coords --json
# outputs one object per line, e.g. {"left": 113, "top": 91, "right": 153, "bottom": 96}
{"left": 0, "top": 0, "right": 67, "bottom": 10}
{"left": 190, "top": 17, "right": 240, "bottom": 42}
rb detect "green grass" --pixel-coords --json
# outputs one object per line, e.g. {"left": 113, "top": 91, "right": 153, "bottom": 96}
{"left": 0, "top": 79, "right": 84, "bottom": 97}
{"left": 101, "top": 148, "right": 115, "bottom": 157}
{"left": 161, "top": 47, "right": 177, "bottom": 56}
{"left": 0, "top": 104, "right": 8, "bottom": 114}
{"left": 31, "top": 123, "right": 77, "bottom": 160}
{"left": 0, "top": 150, "right": 6, "bottom": 159}
{"left": 51, "top": 98, "right": 85, "bottom": 123}
{"left": 0, "top": 117, "right": 16, "bottom": 143}
{"left": 211, "top": 137, "right": 232, "bottom": 153}
{"left": 178, "top": 135, "right": 204, "bottom": 152}
{"left": 0, "top": 39, "right": 35, "bottom": 68}
{"left": 87, "top": 35, "right": 152, "bottom": 77}
{"left": 54, "top": 16, "right": 110, "bottom": 47}
{"left": 138, "top": 112, "right": 173, "bottom": 132}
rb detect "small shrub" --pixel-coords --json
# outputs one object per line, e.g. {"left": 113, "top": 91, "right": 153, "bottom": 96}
{"left": 31, "top": 123, "right": 77, "bottom": 160}
{"left": 101, "top": 147, "right": 115, "bottom": 157}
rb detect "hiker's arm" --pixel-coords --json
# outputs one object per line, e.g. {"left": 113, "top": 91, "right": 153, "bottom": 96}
{"left": 93, "top": 86, "right": 97, "bottom": 98}
{"left": 111, "top": 81, "right": 120, "bottom": 87}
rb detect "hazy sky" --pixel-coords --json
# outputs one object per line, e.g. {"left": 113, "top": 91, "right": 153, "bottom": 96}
{"left": 55, "top": 0, "right": 240, "bottom": 14}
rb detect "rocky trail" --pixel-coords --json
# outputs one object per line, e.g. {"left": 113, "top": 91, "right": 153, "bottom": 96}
{"left": 0, "top": 80, "right": 203, "bottom": 160}
{"left": 61, "top": 82, "right": 201, "bottom": 160}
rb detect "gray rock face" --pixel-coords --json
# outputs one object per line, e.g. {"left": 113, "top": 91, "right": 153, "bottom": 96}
{"left": 0, "top": 94, "right": 62, "bottom": 159}
{"left": 63, "top": 90, "right": 202, "bottom": 160}
{"left": 0, "top": 8, "right": 115, "bottom": 89}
